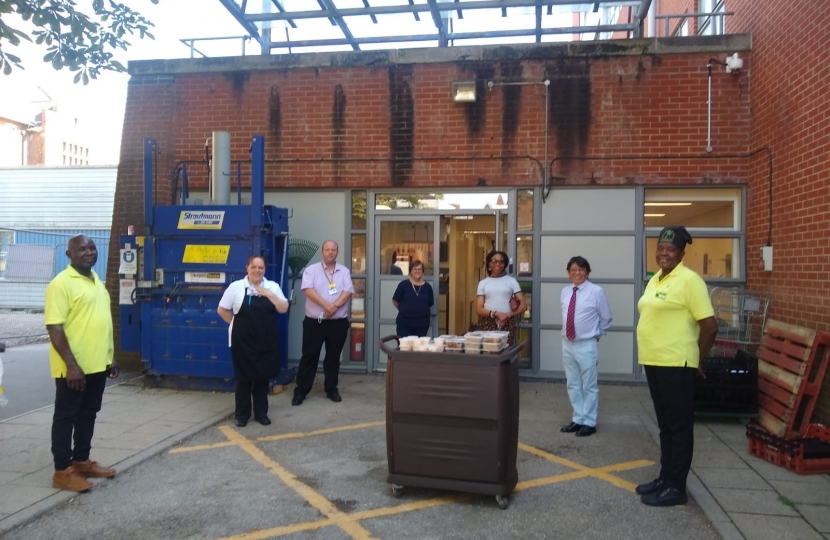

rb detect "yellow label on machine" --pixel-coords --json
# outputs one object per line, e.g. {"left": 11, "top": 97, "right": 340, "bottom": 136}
{"left": 182, "top": 245, "right": 230, "bottom": 264}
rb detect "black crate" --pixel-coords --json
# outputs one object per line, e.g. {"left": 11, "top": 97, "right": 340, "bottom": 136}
{"left": 694, "top": 350, "right": 758, "bottom": 416}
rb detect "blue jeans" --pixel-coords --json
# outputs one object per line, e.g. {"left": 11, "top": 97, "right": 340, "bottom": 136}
{"left": 562, "top": 338, "right": 599, "bottom": 427}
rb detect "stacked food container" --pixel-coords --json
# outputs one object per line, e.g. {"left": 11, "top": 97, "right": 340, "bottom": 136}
{"left": 398, "top": 331, "right": 510, "bottom": 354}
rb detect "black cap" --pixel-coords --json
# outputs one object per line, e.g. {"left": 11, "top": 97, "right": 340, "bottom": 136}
{"left": 658, "top": 226, "right": 693, "bottom": 251}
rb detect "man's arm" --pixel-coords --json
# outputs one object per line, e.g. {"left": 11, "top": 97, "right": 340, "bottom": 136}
{"left": 598, "top": 289, "right": 613, "bottom": 334}
{"left": 46, "top": 324, "right": 85, "bottom": 391}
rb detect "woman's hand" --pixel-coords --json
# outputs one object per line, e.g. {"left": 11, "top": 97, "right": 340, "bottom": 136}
{"left": 495, "top": 311, "right": 511, "bottom": 323}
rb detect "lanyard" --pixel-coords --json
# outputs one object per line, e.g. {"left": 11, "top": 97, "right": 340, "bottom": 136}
{"left": 322, "top": 262, "right": 336, "bottom": 286}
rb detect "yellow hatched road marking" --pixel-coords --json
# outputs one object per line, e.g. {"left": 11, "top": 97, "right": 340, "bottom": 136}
{"left": 216, "top": 426, "right": 378, "bottom": 540}
{"left": 518, "top": 442, "right": 652, "bottom": 491}
{"left": 171, "top": 422, "right": 654, "bottom": 539}
{"left": 170, "top": 421, "right": 385, "bottom": 454}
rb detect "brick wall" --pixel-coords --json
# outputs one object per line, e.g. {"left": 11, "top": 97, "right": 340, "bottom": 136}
{"left": 727, "top": 0, "right": 830, "bottom": 423}
{"left": 107, "top": 76, "right": 177, "bottom": 371}
{"left": 112, "top": 38, "right": 753, "bottom": 368}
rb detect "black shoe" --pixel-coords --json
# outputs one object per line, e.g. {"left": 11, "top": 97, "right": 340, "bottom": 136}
{"left": 636, "top": 478, "right": 667, "bottom": 496}
{"left": 641, "top": 487, "right": 688, "bottom": 507}
{"left": 235, "top": 418, "right": 248, "bottom": 427}
{"left": 256, "top": 416, "right": 271, "bottom": 426}
{"left": 326, "top": 390, "right": 342, "bottom": 403}
{"left": 575, "top": 425, "right": 596, "bottom": 437}
{"left": 560, "top": 422, "right": 582, "bottom": 433}
{"left": 291, "top": 395, "right": 304, "bottom": 406}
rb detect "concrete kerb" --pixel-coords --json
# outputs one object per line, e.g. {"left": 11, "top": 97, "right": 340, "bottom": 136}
{"left": 0, "top": 401, "right": 235, "bottom": 537}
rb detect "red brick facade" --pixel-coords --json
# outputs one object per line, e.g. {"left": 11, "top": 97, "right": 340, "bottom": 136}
{"left": 727, "top": 0, "right": 830, "bottom": 423}
{"left": 111, "top": 39, "right": 752, "bottom": 363}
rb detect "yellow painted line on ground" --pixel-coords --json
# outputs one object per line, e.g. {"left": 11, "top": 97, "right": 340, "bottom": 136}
{"left": 519, "top": 442, "right": 652, "bottom": 491}
{"left": 169, "top": 441, "right": 237, "bottom": 454}
{"left": 220, "top": 517, "right": 333, "bottom": 540}
{"left": 169, "top": 420, "right": 385, "bottom": 454}
{"left": 256, "top": 420, "right": 385, "bottom": 443}
{"left": 216, "top": 425, "right": 378, "bottom": 540}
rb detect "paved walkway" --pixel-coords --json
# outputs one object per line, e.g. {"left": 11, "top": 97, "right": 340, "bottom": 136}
{"left": 0, "top": 376, "right": 827, "bottom": 539}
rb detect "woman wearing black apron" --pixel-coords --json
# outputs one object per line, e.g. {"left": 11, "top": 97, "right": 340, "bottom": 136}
{"left": 218, "top": 256, "right": 289, "bottom": 427}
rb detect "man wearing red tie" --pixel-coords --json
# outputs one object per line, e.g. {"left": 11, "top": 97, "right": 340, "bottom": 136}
{"left": 559, "top": 256, "right": 613, "bottom": 437}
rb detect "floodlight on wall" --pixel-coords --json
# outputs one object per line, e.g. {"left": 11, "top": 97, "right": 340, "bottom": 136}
{"left": 725, "top": 53, "right": 743, "bottom": 74}
{"left": 452, "top": 81, "right": 477, "bottom": 103}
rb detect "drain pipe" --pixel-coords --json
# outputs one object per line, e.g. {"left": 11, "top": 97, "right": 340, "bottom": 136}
{"left": 706, "top": 60, "right": 713, "bottom": 153}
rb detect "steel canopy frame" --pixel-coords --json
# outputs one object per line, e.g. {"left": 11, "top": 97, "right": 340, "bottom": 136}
{"left": 215, "top": 0, "right": 653, "bottom": 53}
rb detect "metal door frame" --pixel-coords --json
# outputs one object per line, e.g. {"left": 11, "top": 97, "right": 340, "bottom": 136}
{"left": 370, "top": 214, "right": 441, "bottom": 372}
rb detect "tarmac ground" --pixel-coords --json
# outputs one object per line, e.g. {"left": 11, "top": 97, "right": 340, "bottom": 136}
{"left": 1, "top": 373, "right": 829, "bottom": 540}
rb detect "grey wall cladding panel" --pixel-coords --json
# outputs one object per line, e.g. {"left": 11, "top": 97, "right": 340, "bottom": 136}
{"left": 542, "top": 188, "right": 636, "bottom": 232}
{"left": 540, "top": 236, "right": 636, "bottom": 280}
{"left": 264, "top": 191, "right": 347, "bottom": 362}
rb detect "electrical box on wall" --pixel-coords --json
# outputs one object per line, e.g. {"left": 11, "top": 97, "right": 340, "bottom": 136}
{"left": 760, "top": 246, "right": 773, "bottom": 271}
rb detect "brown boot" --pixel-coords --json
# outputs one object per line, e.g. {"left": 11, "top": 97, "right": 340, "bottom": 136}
{"left": 53, "top": 466, "right": 93, "bottom": 492}
{"left": 72, "top": 459, "right": 116, "bottom": 478}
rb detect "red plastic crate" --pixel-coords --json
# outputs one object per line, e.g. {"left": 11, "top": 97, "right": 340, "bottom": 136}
{"left": 746, "top": 422, "right": 830, "bottom": 475}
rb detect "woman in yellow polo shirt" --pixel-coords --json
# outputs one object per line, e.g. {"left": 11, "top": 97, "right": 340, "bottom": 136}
{"left": 635, "top": 226, "right": 717, "bottom": 507}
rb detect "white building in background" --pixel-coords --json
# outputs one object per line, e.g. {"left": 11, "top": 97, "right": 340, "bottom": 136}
{"left": 0, "top": 88, "right": 99, "bottom": 167}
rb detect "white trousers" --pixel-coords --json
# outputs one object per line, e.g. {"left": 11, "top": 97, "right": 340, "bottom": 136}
{"left": 562, "top": 338, "right": 599, "bottom": 427}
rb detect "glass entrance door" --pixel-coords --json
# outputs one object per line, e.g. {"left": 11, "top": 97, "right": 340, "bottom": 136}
{"left": 373, "top": 216, "right": 438, "bottom": 370}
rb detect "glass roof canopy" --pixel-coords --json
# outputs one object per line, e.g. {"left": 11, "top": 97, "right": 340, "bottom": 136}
{"left": 214, "top": 0, "right": 653, "bottom": 55}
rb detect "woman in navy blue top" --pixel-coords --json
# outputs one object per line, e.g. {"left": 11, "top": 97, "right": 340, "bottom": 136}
{"left": 392, "top": 260, "right": 434, "bottom": 337}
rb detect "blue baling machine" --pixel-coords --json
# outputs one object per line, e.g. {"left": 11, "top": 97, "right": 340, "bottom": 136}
{"left": 119, "top": 135, "right": 291, "bottom": 391}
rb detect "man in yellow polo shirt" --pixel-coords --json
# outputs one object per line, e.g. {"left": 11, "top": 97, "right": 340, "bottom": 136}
{"left": 635, "top": 226, "right": 717, "bottom": 507}
{"left": 45, "top": 235, "right": 119, "bottom": 492}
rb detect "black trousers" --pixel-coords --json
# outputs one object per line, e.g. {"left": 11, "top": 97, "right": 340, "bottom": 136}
{"left": 294, "top": 317, "right": 349, "bottom": 397}
{"left": 235, "top": 380, "right": 270, "bottom": 421}
{"left": 644, "top": 365, "right": 697, "bottom": 491}
{"left": 52, "top": 371, "right": 108, "bottom": 471}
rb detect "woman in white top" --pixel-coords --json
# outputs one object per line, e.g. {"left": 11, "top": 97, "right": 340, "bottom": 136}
{"left": 218, "top": 256, "right": 289, "bottom": 427}
{"left": 475, "top": 250, "right": 527, "bottom": 345}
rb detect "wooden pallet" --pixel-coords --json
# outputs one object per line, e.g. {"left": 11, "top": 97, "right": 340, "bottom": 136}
{"left": 756, "top": 319, "right": 830, "bottom": 439}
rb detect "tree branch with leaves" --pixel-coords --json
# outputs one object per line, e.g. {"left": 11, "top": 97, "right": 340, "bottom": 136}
{"left": 0, "top": 0, "right": 157, "bottom": 84}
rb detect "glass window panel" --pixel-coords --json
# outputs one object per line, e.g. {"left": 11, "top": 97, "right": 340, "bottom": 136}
{"left": 517, "top": 189, "right": 533, "bottom": 231}
{"left": 646, "top": 237, "right": 740, "bottom": 279}
{"left": 350, "top": 278, "right": 366, "bottom": 319}
{"left": 349, "top": 322, "right": 365, "bottom": 363}
{"left": 351, "top": 234, "right": 366, "bottom": 274}
{"left": 351, "top": 191, "right": 366, "bottom": 230}
{"left": 379, "top": 221, "right": 434, "bottom": 275}
{"left": 516, "top": 235, "right": 533, "bottom": 276}
{"left": 515, "top": 327, "right": 531, "bottom": 370}
{"left": 375, "top": 192, "right": 508, "bottom": 211}
{"left": 644, "top": 188, "right": 740, "bottom": 229}
{"left": 516, "top": 281, "right": 532, "bottom": 324}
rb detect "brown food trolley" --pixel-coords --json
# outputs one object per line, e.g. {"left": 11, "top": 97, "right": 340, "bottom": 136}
{"left": 379, "top": 335, "right": 522, "bottom": 509}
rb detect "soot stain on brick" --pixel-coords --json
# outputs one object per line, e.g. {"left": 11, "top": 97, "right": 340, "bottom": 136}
{"left": 547, "top": 59, "right": 591, "bottom": 168}
{"left": 501, "top": 62, "right": 523, "bottom": 173}
{"left": 501, "top": 62, "right": 522, "bottom": 140}
{"left": 332, "top": 84, "right": 347, "bottom": 184}
{"left": 389, "top": 65, "right": 414, "bottom": 187}
{"left": 465, "top": 65, "right": 495, "bottom": 137}
{"left": 226, "top": 71, "right": 249, "bottom": 100}
{"left": 268, "top": 85, "right": 281, "bottom": 137}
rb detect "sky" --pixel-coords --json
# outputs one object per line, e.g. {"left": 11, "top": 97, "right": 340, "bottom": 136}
{"left": 1, "top": 1, "right": 614, "bottom": 165}
{"left": 1, "top": 1, "right": 246, "bottom": 164}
